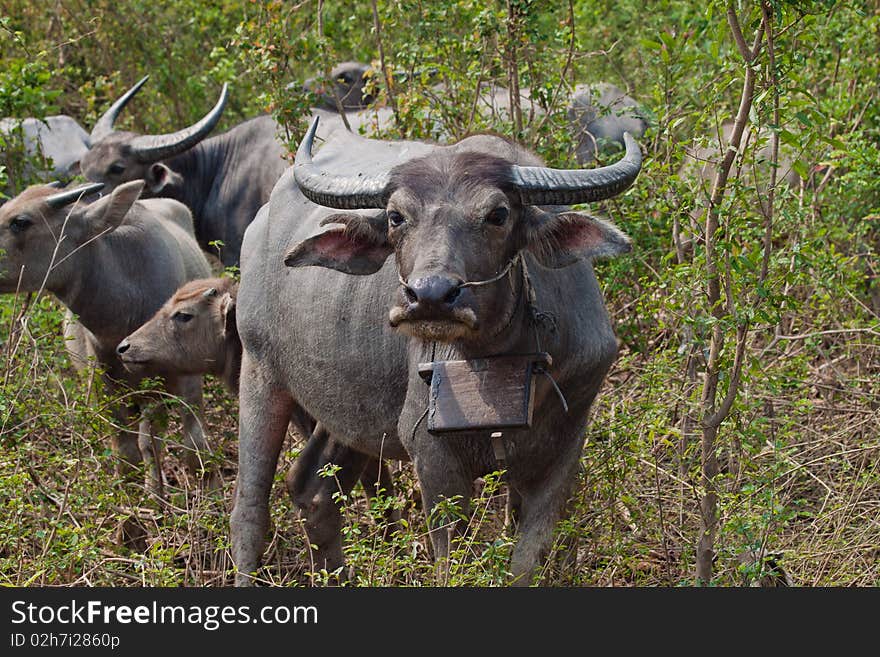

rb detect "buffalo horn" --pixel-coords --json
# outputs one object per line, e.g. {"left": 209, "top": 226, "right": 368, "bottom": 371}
{"left": 45, "top": 182, "right": 105, "bottom": 208}
{"left": 293, "top": 116, "right": 390, "bottom": 209}
{"left": 90, "top": 75, "right": 150, "bottom": 143}
{"left": 511, "top": 132, "right": 642, "bottom": 206}
{"left": 128, "top": 84, "right": 229, "bottom": 163}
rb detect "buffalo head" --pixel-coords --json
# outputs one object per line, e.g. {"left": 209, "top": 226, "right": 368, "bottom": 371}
{"left": 303, "top": 62, "right": 375, "bottom": 111}
{"left": 0, "top": 180, "right": 143, "bottom": 293}
{"left": 285, "top": 117, "right": 640, "bottom": 344}
{"left": 117, "top": 277, "right": 237, "bottom": 377}
{"left": 76, "top": 76, "right": 228, "bottom": 195}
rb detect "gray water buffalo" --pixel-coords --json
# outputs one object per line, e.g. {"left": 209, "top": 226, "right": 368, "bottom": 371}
{"left": 117, "top": 275, "right": 398, "bottom": 541}
{"left": 567, "top": 82, "right": 649, "bottom": 165}
{"left": 1, "top": 115, "right": 91, "bottom": 191}
{"left": 303, "top": 61, "right": 375, "bottom": 111}
{"left": 0, "top": 181, "right": 213, "bottom": 495}
{"left": 412, "top": 78, "right": 648, "bottom": 163}
{"left": 230, "top": 115, "right": 641, "bottom": 585}
{"left": 76, "top": 77, "right": 286, "bottom": 267}
{"left": 77, "top": 75, "right": 394, "bottom": 267}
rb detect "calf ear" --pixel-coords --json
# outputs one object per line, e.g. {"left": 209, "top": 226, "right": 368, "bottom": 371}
{"left": 220, "top": 292, "right": 236, "bottom": 337}
{"left": 147, "top": 163, "right": 182, "bottom": 194}
{"left": 78, "top": 180, "right": 144, "bottom": 238}
{"left": 525, "top": 209, "right": 631, "bottom": 269}
{"left": 284, "top": 212, "right": 392, "bottom": 276}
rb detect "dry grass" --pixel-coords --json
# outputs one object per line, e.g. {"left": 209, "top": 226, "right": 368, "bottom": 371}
{"left": 2, "top": 279, "right": 877, "bottom": 587}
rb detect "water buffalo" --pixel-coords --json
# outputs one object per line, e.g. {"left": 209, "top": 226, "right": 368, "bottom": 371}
{"left": 230, "top": 116, "right": 641, "bottom": 585}
{"left": 117, "top": 276, "right": 397, "bottom": 546}
{"left": 0, "top": 181, "right": 213, "bottom": 495}
{"left": 117, "top": 277, "right": 241, "bottom": 390}
{"left": 77, "top": 74, "right": 394, "bottom": 267}
{"left": 411, "top": 78, "right": 648, "bottom": 162}
{"left": 567, "top": 83, "right": 649, "bottom": 165}
{"left": 75, "top": 77, "right": 287, "bottom": 267}
{"left": 0, "top": 115, "right": 91, "bottom": 191}
{"left": 303, "top": 61, "right": 375, "bottom": 111}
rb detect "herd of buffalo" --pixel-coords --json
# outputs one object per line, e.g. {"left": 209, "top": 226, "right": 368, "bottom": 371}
{"left": 0, "top": 62, "right": 800, "bottom": 585}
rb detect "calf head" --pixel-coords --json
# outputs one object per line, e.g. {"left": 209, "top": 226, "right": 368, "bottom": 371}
{"left": 76, "top": 76, "right": 227, "bottom": 195}
{"left": 117, "top": 277, "right": 237, "bottom": 376}
{"left": 0, "top": 180, "right": 143, "bottom": 293}
{"left": 285, "top": 116, "right": 640, "bottom": 345}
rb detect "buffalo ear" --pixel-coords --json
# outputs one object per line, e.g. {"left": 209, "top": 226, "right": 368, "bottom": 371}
{"left": 78, "top": 180, "right": 144, "bottom": 237}
{"left": 525, "top": 208, "right": 631, "bottom": 269}
{"left": 220, "top": 292, "right": 236, "bottom": 337}
{"left": 284, "top": 212, "right": 392, "bottom": 276}
{"left": 147, "top": 163, "right": 182, "bottom": 194}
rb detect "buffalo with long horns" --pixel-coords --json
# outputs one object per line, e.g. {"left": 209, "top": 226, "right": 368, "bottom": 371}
{"left": 75, "top": 72, "right": 394, "bottom": 267}
{"left": 74, "top": 77, "right": 286, "bottom": 267}
{"left": 230, "top": 116, "right": 641, "bottom": 585}
{"left": 0, "top": 181, "right": 214, "bottom": 494}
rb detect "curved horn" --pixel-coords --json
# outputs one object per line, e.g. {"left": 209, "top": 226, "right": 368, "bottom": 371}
{"left": 45, "top": 182, "right": 105, "bottom": 208}
{"left": 128, "top": 84, "right": 229, "bottom": 163}
{"left": 511, "top": 132, "right": 642, "bottom": 206}
{"left": 90, "top": 75, "right": 150, "bottom": 143}
{"left": 293, "top": 116, "right": 390, "bottom": 209}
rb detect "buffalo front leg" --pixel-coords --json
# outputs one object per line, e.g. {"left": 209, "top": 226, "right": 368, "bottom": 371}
{"left": 137, "top": 413, "right": 165, "bottom": 499}
{"left": 167, "top": 375, "right": 217, "bottom": 489}
{"left": 411, "top": 447, "right": 472, "bottom": 584}
{"left": 230, "top": 358, "right": 292, "bottom": 586}
{"left": 111, "top": 401, "right": 143, "bottom": 478}
{"left": 508, "top": 454, "right": 581, "bottom": 586}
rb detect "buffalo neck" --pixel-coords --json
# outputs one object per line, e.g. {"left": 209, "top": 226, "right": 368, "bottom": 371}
{"left": 50, "top": 227, "right": 150, "bottom": 346}
{"left": 163, "top": 138, "right": 224, "bottom": 224}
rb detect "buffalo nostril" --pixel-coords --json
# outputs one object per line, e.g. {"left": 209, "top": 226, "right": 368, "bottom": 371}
{"left": 407, "top": 276, "right": 464, "bottom": 308}
{"left": 443, "top": 285, "right": 462, "bottom": 305}
{"left": 117, "top": 341, "right": 130, "bottom": 355}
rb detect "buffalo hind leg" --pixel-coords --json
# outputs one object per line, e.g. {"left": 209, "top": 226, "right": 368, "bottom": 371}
{"left": 358, "top": 458, "right": 401, "bottom": 529}
{"left": 286, "top": 424, "right": 371, "bottom": 579}
{"left": 230, "top": 356, "right": 293, "bottom": 586}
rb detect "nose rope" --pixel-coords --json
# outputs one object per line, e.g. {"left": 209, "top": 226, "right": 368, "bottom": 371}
{"left": 397, "top": 252, "right": 523, "bottom": 290}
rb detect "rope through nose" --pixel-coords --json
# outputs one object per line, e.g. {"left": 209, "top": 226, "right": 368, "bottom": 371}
{"left": 397, "top": 252, "right": 523, "bottom": 289}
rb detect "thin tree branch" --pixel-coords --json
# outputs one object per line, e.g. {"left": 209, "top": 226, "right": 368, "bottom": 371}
{"left": 317, "top": 0, "right": 351, "bottom": 132}
{"left": 371, "top": 0, "right": 398, "bottom": 124}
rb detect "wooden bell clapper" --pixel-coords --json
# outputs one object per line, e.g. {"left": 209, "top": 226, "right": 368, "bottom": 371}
{"left": 418, "top": 352, "right": 553, "bottom": 465}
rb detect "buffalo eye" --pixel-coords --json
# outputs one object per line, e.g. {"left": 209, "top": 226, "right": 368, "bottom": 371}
{"left": 9, "top": 215, "right": 32, "bottom": 234}
{"left": 387, "top": 210, "right": 406, "bottom": 228}
{"left": 172, "top": 311, "right": 194, "bottom": 323}
{"left": 485, "top": 206, "right": 509, "bottom": 226}
{"left": 108, "top": 163, "right": 126, "bottom": 175}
